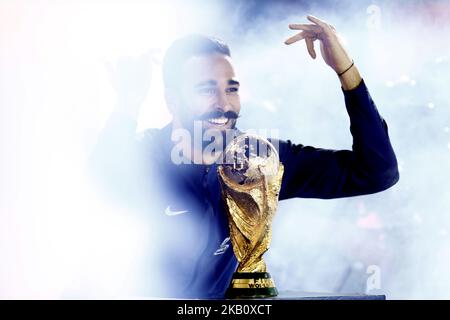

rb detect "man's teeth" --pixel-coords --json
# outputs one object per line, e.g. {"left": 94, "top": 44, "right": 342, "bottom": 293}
{"left": 208, "top": 117, "right": 228, "bottom": 125}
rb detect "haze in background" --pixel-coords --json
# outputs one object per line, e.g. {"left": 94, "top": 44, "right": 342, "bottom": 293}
{"left": 1, "top": 0, "right": 449, "bottom": 299}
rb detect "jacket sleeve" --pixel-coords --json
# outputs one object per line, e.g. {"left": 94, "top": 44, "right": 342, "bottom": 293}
{"left": 87, "top": 112, "right": 144, "bottom": 204}
{"left": 275, "top": 79, "right": 399, "bottom": 200}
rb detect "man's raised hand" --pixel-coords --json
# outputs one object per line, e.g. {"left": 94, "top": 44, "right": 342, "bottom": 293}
{"left": 285, "top": 15, "right": 362, "bottom": 90}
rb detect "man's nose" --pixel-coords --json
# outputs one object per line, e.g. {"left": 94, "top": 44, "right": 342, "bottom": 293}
{"left": 216, "top": 91, "right": 231, "bottom": 111}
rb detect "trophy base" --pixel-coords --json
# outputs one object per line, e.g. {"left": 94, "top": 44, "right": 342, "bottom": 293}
{"left": 226, "top": 272, "right": 278, "bottom": 299}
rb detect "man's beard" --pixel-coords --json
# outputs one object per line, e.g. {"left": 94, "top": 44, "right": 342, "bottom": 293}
{"left": 180, "top": 109, "right": 239, "bottom": 134}
{"left": 178, "top": 109, "right": 241, "bottom": 157}
{"left": 198, "top": 110, "right": 239, "bottom": 123}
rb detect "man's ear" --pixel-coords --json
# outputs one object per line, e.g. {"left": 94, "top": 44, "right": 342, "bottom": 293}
{"left": 164, "top": 88, "right": 180, "bottom": 116}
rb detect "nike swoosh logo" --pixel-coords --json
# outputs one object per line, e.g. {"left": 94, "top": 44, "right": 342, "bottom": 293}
{"left": 164, "top": 205, "right": 189, "bottom": 216}
{"left": 214, "top": 237, "right": 230, "bottom": 255}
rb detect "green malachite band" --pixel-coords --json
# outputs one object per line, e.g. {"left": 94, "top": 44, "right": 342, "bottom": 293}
{"left": 232, "top": 272, "right": 272, "bottom": 279}
{"left": 226, "top": 287, "right": 278, "bottom": 299}
{"left": 226, "top": 272, "right": 278, "bottom": 298}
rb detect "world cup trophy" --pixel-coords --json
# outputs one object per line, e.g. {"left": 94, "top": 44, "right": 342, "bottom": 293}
{"left": 217, "top": 133, "right": 284, "bottom": 298}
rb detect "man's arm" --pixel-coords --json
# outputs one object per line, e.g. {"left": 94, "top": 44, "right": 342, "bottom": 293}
{"left": 277, "top": 16, "right": 399, "bottom": 199}
{"left": 275, "top": 79, "right": 399, "bottom": 200}
{"left": 88, "top": 112, "right": 143, "bottom": 203}
{"left": 88, "top": 53, "right": 155, "bottom": 205}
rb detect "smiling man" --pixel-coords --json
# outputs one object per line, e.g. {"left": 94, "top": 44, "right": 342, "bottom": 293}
{"left": 90, "top": 15, "right": 399, "bottom": 298}
{"left": 165, "top": 47, "right": 241, "bottom": 131}
{"left": 162, "top": 36, "right": 242, "bottom": 165}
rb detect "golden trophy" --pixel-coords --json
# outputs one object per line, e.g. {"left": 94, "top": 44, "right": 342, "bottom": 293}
{"left": 218, "top": 133, "right": 284, "bottom": 298}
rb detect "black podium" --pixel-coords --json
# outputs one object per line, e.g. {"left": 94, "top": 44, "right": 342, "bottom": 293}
{"left": 265, "top": 290, "right": 386, "bottom": 300}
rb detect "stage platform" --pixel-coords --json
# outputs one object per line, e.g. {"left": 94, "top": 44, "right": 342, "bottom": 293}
{"left": 268, "top": 290, "right": 386, "bottom": 300}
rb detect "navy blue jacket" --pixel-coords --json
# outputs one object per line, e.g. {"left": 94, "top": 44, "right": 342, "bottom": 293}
{"left": 89, "top": 79, "right": 399, "bottom": 298}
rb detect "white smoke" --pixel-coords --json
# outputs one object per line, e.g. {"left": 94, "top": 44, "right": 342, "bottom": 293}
{"left": 1, "top": 0, "right": 449, "bottom": 299}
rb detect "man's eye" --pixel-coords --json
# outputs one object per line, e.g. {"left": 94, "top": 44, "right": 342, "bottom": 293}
{"left": 197, "top": 87, "right": 217, "bottom": 95}
{"left": 226, "top": 87, "right": 239, "bottom": 93}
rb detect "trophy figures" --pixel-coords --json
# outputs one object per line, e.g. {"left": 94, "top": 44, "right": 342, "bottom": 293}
{"left": 217, "top": 134, "right": 284, "bottom": 298}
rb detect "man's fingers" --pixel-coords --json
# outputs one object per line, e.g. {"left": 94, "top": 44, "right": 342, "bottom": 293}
{"left": 307, "top": 15, "right": 329, "bottom": 29}
{"left": 289, "top": 24, "right": 321, "bottom": 33}
{"left": 284, "top": 29, "right": 317, "bottom": 59}
{"left": 284, "top": 32, "right": 307, "bottom": 45}
{"left": 305, "top": 37, "right": 316, "bottom": 59}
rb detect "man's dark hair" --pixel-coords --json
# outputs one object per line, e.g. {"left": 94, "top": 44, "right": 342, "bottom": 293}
{"left": 162, "top": 34, "right": 231, "bottom": 90}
